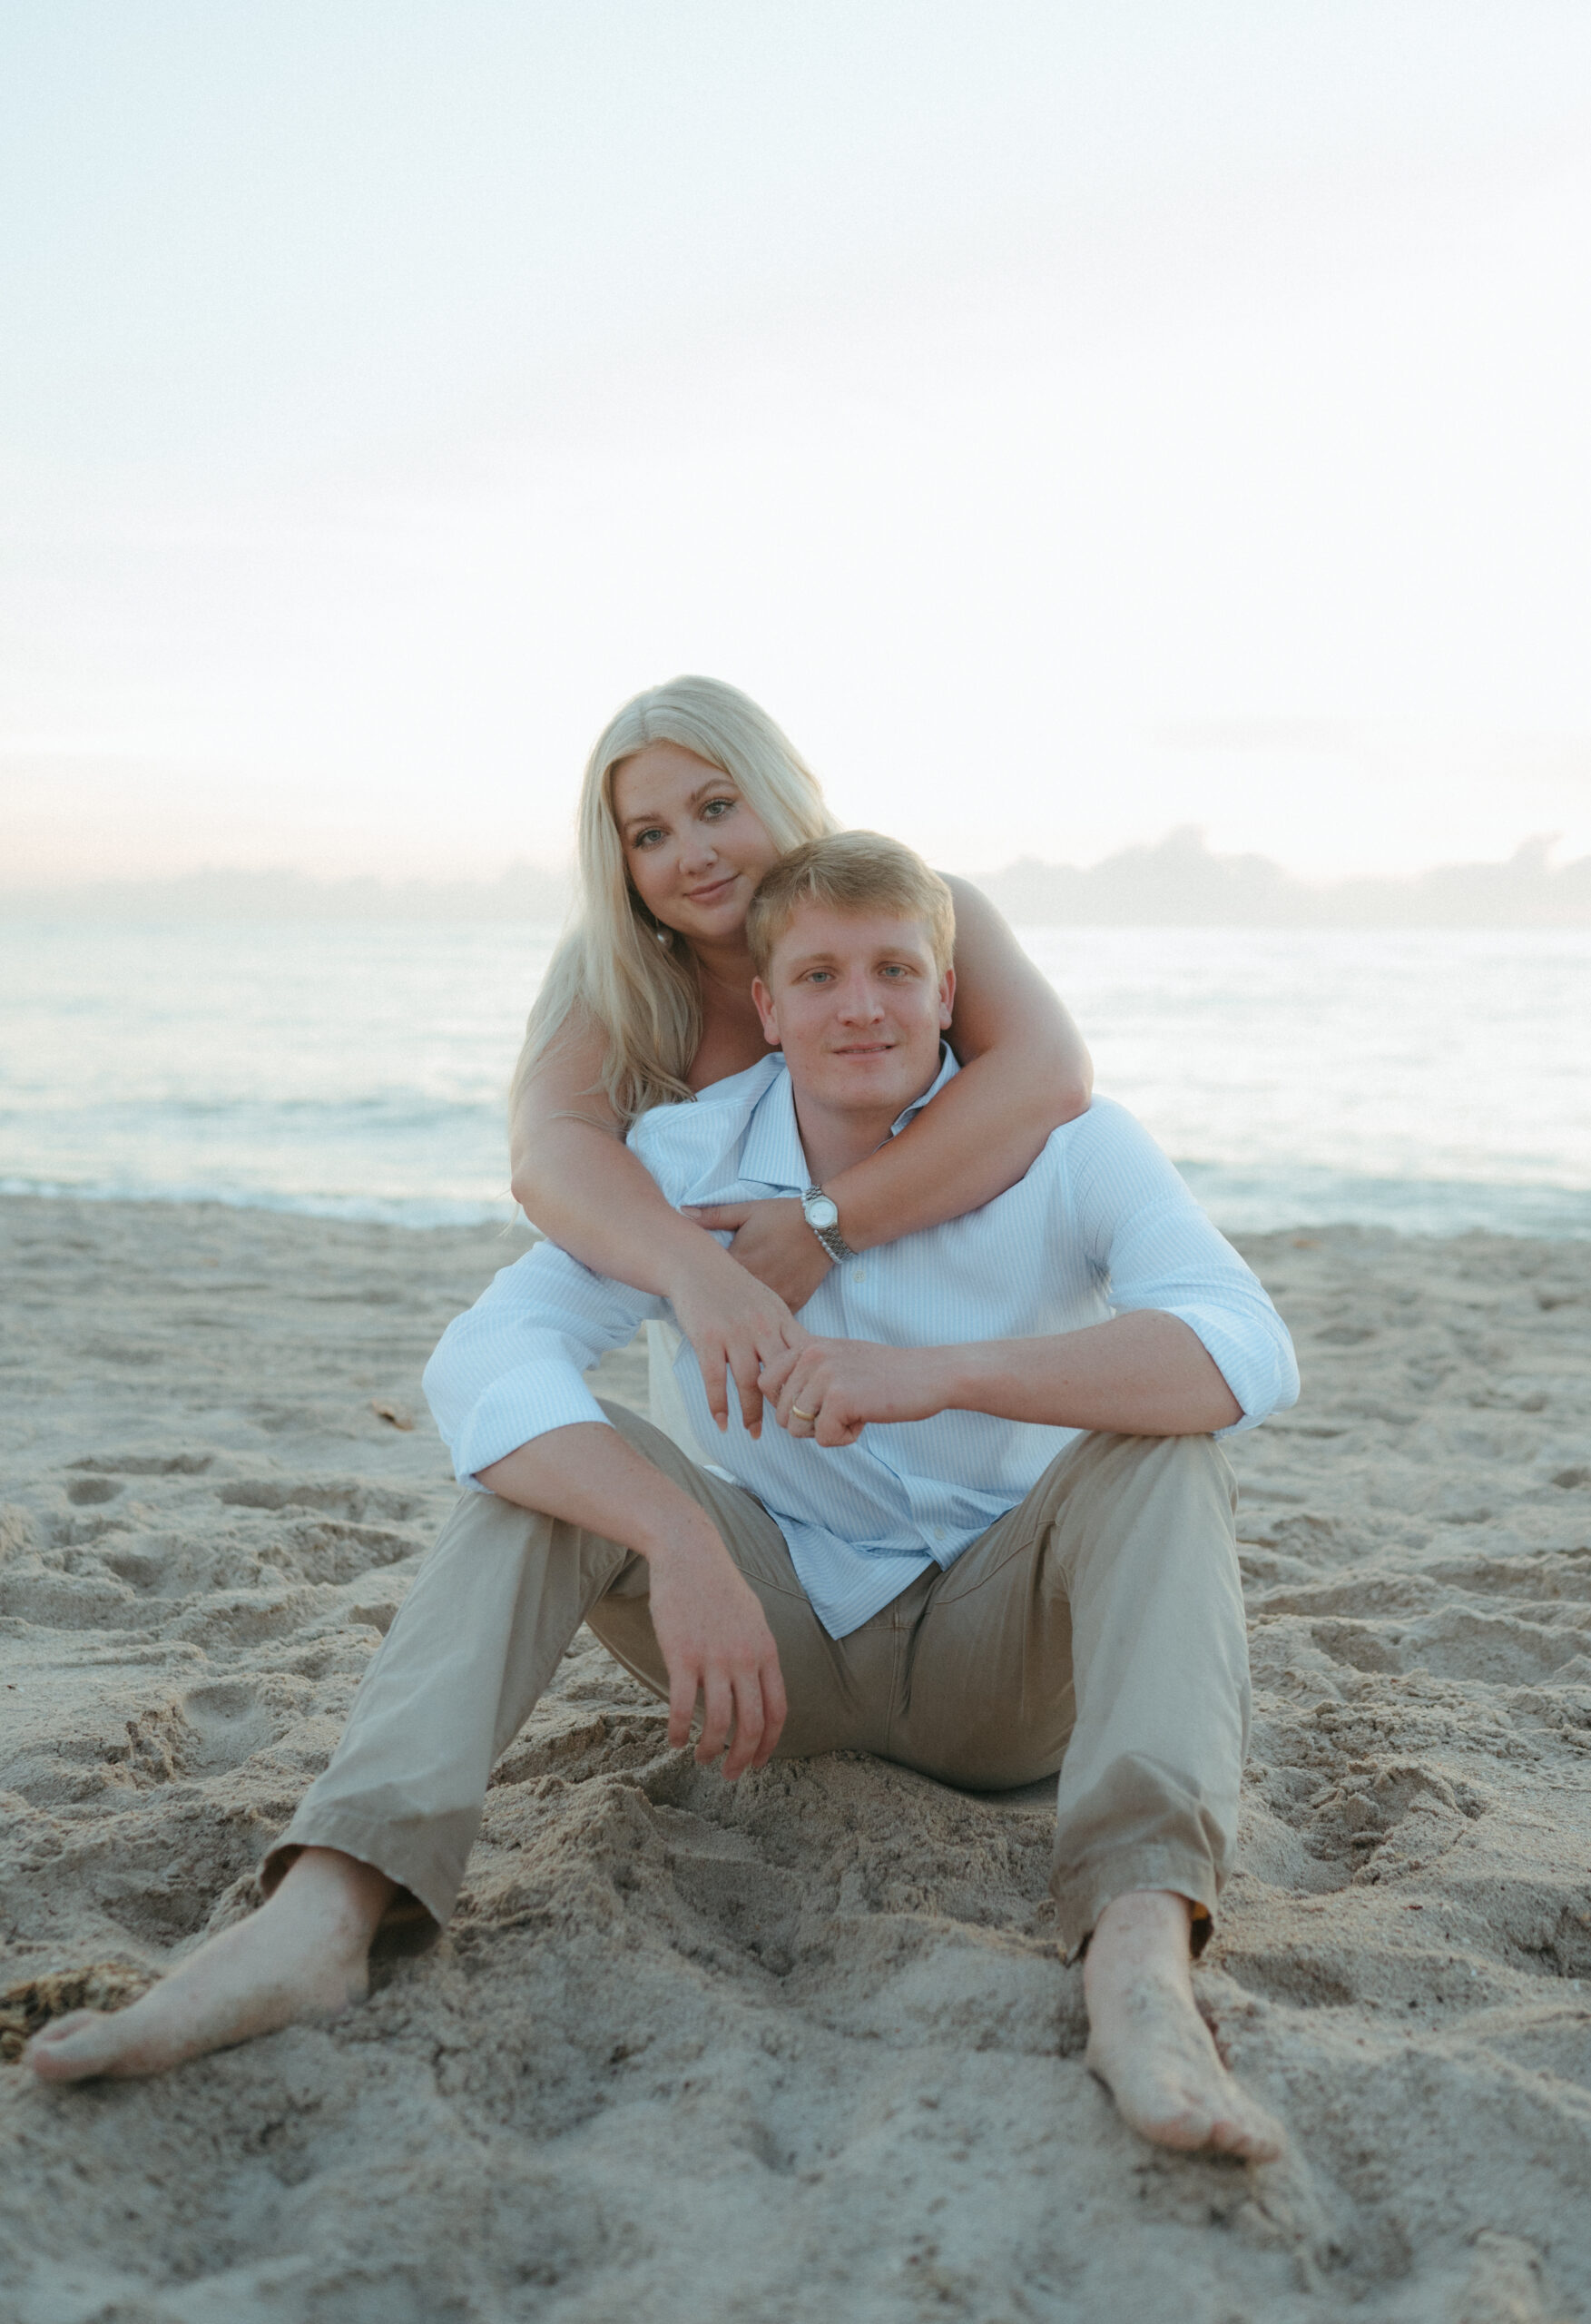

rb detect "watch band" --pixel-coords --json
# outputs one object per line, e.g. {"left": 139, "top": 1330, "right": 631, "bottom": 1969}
{"left": 801, "top": 1184, "right": 856, "bottom": 1264}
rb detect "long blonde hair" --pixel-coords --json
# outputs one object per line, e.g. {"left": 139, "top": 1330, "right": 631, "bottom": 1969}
{"left": 514, "top": 676, "right": 836, "bottom": 1126}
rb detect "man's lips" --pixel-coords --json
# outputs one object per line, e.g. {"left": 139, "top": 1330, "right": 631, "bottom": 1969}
{"left": 828, "top": 1040, "right": 895, "bottom": 1056}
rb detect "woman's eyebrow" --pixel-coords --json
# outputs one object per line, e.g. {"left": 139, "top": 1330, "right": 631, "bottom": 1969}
{"left": 620, "top": 780, "right": 734, "bottom": 832}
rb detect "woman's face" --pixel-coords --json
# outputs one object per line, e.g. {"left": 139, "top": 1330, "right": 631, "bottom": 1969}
{"left": 611, "top": 742, "right": 781, "bottom": 953}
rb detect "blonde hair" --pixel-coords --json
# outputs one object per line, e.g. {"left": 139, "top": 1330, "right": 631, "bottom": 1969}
{"left": 513, "top": 676, "right": 836, "bottom": 1125}
{"left": 747, "top": 831, "right": 956, "bottom": 980}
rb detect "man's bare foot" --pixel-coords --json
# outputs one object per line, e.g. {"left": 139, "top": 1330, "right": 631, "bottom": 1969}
{"left": 1083, "top": 1889, "right": 1285, "bottom": 2162}
{"left": 21, "top": 1848, "right": 396, "bottom": 2084}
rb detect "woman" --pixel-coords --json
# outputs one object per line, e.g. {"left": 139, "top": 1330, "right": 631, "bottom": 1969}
{"left": 510, "top": 675, "right": 1093, "bottom": 1433}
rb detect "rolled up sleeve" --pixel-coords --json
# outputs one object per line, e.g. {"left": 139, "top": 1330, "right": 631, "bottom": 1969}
{"left": 1066, "top": 1102, "right": 1301, "bottom": 1434}
{"left": 422, "top": 1243, "right": 663, "bottom": 1488}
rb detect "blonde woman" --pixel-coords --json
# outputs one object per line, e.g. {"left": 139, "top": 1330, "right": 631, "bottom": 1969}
{"left": 510, "top": 676, "right": 1093, "bottom": 1433}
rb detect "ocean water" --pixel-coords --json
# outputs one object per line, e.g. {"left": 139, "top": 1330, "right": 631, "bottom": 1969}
{"left": 1, "top": 918, "right": 1586, "bottom": 1239}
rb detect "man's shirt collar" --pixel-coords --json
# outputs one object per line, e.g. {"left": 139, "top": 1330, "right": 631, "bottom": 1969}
{"left": 889, "top": 1040, "right": 958, "bottom": 1136}
{"left": 736, "top": 1043, "right": 958, "bottom": 1193}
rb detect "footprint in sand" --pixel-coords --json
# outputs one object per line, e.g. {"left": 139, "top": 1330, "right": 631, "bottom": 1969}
{"left": 65, "top": 1475, "right": 124, "bottom": 1507}
{"left": 1250, "top": 1749, "right": 1486, "bottom": 1891}
{"left": 215, "top": 1478, "right": 421, "bottom": 1524}
{"left": 67, "top": 1452, "right": 214, "bottom": 1478}
{"left": 179, "top": 1678, "right": 282, "bottom": 1776}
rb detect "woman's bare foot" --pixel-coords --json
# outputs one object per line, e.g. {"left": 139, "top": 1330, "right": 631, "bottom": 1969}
{"left": 21, "top": 1849, "right": 396, "bottom": 2084}
{"left": 1083, "top": 1889, "right": 1285, "bottom": 2162}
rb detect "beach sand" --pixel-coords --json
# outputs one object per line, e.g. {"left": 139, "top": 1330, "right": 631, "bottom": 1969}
{"left": 3, "top": 1194, "right": 1590, "bottom": 2322}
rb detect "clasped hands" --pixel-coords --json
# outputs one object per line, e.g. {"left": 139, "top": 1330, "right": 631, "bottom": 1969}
{"left": 755, "top": 1335, "right": 944, "bottom": 1446}
{"left": 668, "top": 1196, "right": 944, "bottom": 1448}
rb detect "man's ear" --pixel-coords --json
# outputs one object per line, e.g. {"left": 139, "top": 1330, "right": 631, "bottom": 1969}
{"left": 751, "top": 976, "right": 781, "bottom": 1048}
{"left": 937, "top": 965, "right": 956, "bottom": 1032}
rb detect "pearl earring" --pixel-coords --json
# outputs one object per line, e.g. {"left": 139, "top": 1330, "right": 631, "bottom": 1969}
{"left": 654, "top": 925, "right": 673, "bottom": 950}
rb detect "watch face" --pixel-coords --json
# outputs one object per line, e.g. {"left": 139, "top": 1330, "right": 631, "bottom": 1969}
{"left": 807, "top": 1195, "right": 840, "bottom": 1231}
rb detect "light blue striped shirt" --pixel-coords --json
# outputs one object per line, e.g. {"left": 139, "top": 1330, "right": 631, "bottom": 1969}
{"left": 423, "top": 1051, "right": 1299, "bottom": 1639}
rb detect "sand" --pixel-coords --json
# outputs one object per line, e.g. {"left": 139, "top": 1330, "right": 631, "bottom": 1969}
{"left": 3, "top": 1194, "right": 1591, "bottom": 2323}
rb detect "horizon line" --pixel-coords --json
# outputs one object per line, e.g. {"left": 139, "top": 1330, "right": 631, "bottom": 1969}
{"left": 4, "top": 830, "right": 1590, "bottom": 930}
{"left": 3, "top": 826, "right": 1588, "bottom": 899}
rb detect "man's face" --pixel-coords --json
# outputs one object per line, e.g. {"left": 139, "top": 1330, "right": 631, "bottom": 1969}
{"left": 752, "top": 903, "right": 955, "bottom": 1126}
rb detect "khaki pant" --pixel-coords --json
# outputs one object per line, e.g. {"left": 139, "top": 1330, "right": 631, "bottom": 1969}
{"left": 265, "top": 1404, "right": 1249, "bottom": 1956}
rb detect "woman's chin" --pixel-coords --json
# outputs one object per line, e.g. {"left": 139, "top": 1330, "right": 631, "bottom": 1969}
{"left": 670, "top": 898, "right": 750, "bottom": 947}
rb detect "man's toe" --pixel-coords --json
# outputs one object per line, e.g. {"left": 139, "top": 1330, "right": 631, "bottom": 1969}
{"left": 1132, "top": 2068, "right": 1285, "bottom": 2161}
{"left": 25, "top": 2012, "right": 115, "bottom": 2079}
{"left": 1211, "top": 2102, "right": 1286, "bottom": 2162}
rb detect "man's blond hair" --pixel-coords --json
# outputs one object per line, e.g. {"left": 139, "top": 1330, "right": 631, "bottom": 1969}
{"left": 747, "top": 831, "right": 956, "bottom": 980}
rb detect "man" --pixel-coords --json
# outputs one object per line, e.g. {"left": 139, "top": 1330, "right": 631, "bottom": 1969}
{"left": 27, "top": 834, "right": 1298, "bottom": 2162}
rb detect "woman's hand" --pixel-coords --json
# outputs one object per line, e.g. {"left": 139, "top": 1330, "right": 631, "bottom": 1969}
{"left": 664, "top": 1240, "right": 809, "bottom": 1438}
{"left": 685, "top": 1197, "right": 833, "bottom": 1313}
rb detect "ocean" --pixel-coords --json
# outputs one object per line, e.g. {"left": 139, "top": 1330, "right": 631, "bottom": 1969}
{"left": 1, "top": 918, "right": 1586, "bottom": 1239}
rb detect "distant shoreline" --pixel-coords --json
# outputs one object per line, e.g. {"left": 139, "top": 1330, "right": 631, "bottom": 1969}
{"left": 4, "top": 830, "right": 1589, "bottom": 926}
{"left": 6, "top": 1172, "right": 1588, "bottom": 1245}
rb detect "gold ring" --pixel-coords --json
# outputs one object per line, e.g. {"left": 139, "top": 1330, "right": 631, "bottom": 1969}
{"left": 791, "top": 1405, "right": 817, "bottom": 1422}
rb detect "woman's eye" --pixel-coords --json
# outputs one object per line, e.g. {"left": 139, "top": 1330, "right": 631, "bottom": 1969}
{"left": 633, "top": 828, "right": 664, "bottom": 849}
{"left": 702, "top": 797, "right": 735, "bottom": 820}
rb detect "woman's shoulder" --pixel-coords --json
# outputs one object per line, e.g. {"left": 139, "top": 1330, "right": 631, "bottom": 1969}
{"left": 627, "top": 1053, "right": 785, "bottom": 1157}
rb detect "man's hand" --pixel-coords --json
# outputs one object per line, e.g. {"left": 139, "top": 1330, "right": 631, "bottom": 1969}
{"left": 480, "top": 1424, "right": 787, "bottom": 1777}
{"left": 760, "top": 1335, "right": 948, "bottom": 1448}
{"left": 684, "top": 1197, "right": 833, "bottom": 1315}
{"left": 664, "top": 1242, "right": 809, "bottom": 1437}
{"left": 645, "top": 1519, "right": 788, "bottom": 1775}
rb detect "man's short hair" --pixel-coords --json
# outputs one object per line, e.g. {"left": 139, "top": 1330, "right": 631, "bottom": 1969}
{"left": 747, "top": 831, "right": 957, "bottom": 980}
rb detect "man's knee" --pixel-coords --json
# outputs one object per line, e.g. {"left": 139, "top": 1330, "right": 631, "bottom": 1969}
{"left": 427, "top": 1482, "right": 548, "bottom": 1559}
{"left": 594, "top": 1395, "right": 720, "bottom": 1485}
{"left": 1154, "top": 1429, "right": 1236, "bottom": 1506}
{"left": 593, "top": 1397, "right": 739, "bottom": 1523}
{"left": 1066, "top": 1428, "right": 1235, "bottom": 1519}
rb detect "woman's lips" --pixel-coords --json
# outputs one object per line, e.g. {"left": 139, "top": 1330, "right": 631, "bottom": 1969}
{"left": 683, "top": 873, "right": 736, "bottom": 905}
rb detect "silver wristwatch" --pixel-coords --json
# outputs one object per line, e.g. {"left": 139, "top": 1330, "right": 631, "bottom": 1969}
{"left": 801, "top": 1184, "right": 856, "bottom": 1263}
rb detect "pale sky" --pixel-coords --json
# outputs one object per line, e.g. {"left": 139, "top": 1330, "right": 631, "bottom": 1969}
{"left": 4, "top": 1, "right": 1590, "bottom": 887}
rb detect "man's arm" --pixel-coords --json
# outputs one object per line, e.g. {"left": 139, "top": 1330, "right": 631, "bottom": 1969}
{"left": 1063, "top": 1098, "right": 1300, "bottom": 1428}
{"left": 762, "top": 1311, "right": 1239, "bottom": 1448}
{"left": 478, "top": 1423, "right": 786, "bottom": 1778}
{"left": 422, "top": 1238, "right": 663, "bottom": 1486}
{"left": 762, "top": 1097, "right": 1298, "bottom": 1447}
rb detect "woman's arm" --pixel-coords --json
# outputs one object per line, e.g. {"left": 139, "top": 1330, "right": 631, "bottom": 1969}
{"left": 510, "top": 1013, "right": 700, "bottom": 1290}
{"left": 509, "top": 1016, "right": 802, "bottom": 1434}
{"left": 692, "top": 881, "right": 1092, "bottom": 1304}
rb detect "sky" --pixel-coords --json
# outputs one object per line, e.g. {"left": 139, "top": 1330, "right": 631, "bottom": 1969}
{"left": 4, "top": 1, "right": 1591, "bottom": 889}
